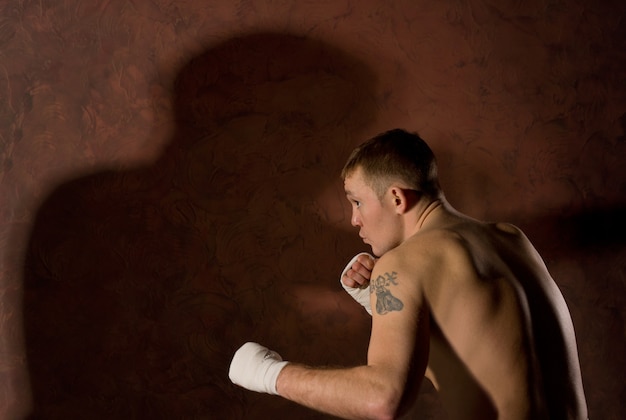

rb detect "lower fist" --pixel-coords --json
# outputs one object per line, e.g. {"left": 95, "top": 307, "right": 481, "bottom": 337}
{"left": 340, "top": 252, "right": 375, "bottom": 315}
{"left": 228, "top": 342, "right": 289, "bottom": 395}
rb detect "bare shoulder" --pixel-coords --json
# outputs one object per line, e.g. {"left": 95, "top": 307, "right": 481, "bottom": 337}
{"left": 401, "top": 225, "right": 476, "bottom": 269}
{"left": 492, "top": 222, "right": 532, "bottom": 243}
{"left": 493, "top": 221, "right": 521, "bottom": 235}
{"left": 368, "top": 244, "right": 434, "bottom": 312}
{"left": 403, "top": 226, "right": 468, "bottom": 258}
{"left": 373, "top": 220, "right": 533, "bottom": 296}
{"left": 375, "top": 229, "right": 469, "bottom": 291}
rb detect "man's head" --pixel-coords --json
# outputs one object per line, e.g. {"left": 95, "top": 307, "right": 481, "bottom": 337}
{"left": 342, "top": 129, "right": 441, "bottom": 256}
{"left": 341, "top": 129, "right": 441, "bottom": 201}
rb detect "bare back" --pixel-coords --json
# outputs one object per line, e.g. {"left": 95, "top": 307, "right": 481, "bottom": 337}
{"left": 405, "top": 219, "right": 587, "bottom": 419}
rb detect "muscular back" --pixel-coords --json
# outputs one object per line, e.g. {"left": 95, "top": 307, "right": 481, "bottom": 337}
{"left": 405, "top": 219, "right": 587, "bottom": 419}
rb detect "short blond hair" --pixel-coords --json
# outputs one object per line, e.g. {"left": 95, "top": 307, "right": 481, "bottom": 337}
{"left": 342, "top": 129, "right": 441, "bottom": 200}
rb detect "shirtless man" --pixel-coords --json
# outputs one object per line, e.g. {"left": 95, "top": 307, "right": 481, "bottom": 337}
{"left": 229, "top": 129, "right": 588, "bottom": 419}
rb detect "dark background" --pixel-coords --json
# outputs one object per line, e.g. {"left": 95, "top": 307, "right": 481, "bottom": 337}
{"left": 1, "top": 0, "right": 624, "bottom": 419}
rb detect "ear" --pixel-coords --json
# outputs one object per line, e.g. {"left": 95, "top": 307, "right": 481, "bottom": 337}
{"left": 389, "top": 186, "right": 410, "bottom": 214}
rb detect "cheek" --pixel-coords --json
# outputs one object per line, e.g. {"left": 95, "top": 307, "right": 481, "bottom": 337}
{"left": 361, "top": 209, "right": 375, "bottom": 226}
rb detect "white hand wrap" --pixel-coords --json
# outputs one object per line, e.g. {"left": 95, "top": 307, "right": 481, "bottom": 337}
{"left": 228, "top": 342, "right": 289, "bottom": 395}
{"left": 340, "top": 252, "right": 374, "bottom": 315}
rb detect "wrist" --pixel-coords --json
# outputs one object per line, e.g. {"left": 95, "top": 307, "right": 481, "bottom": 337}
{"left": 266, "top": 360, "right": 289, "bottom": 395}
{"left": 274, "top": 361, "right": 290, "bottom": 396}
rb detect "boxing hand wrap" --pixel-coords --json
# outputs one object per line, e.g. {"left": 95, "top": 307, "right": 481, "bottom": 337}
{"left": 340, "top": 252, "right": 374, "bottom": 315}
{"left": 228, "top": 342, "right": 289, "bottom": 395}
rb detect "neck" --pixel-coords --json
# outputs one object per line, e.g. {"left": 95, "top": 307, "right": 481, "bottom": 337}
{"left": 415, "top": 200, "right": 443, "bottom": 229}
{"left": 403, "top": 196, "right": 461, "bottom": 240}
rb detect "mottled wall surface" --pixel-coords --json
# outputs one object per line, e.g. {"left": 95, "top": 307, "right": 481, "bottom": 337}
{"left": 0, "top": 0, "right": 624, "bottom": 419}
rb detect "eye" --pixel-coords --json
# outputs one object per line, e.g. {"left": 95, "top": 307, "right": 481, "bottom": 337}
{"left": 346, "top": 194, "right": 361, "bottom": 208}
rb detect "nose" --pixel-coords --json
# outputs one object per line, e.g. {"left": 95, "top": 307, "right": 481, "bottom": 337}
{"left": 351, "top": 209, "right": 361, "bottom": 227}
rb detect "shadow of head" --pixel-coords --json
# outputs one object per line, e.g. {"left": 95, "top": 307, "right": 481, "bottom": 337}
{"left": 163, "top": 33, "right": 378, "bottom": 200}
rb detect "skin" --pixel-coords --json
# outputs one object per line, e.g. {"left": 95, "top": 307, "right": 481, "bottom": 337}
{"left": 276, "top": 167, "right": 588, "bottom": 420}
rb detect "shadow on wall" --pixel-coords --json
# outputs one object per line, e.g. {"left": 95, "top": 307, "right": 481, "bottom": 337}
{"left": 552, "top": 207, "right": 626, "bottom": 250}
{"left": 22, "top": 33, "right": 387, "bottom": 419}
{"left": 519, "top": 205, "right": 626, "bottom": 420}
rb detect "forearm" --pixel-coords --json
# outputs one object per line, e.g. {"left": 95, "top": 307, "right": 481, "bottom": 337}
{"left": 276, "top": 363, "right": 400, "bottom": 420}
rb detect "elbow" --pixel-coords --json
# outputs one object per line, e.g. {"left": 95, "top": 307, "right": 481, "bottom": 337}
{"left": 366, "top": 388, "right": 402, "bottom": 420}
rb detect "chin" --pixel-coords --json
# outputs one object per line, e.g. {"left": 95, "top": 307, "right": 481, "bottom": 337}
{"left": 371, "top": 243, "right": 397, "bottom": 258}
{"left": 369, "top": 246, "right": 382, "bottom": 258}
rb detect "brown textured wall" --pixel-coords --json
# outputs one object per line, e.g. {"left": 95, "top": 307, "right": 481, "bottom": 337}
{"left": 1, "top": 0, "right": 624, "bottom": 419}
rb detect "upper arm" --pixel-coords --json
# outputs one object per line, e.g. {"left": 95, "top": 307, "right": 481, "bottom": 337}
{"left": 366, "top": 252, "right": 430, "bottom": 397}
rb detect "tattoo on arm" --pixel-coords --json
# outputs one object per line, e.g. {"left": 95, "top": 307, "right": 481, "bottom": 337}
{"left": 371, "top": 271, "right": 404, "bottom": 315}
